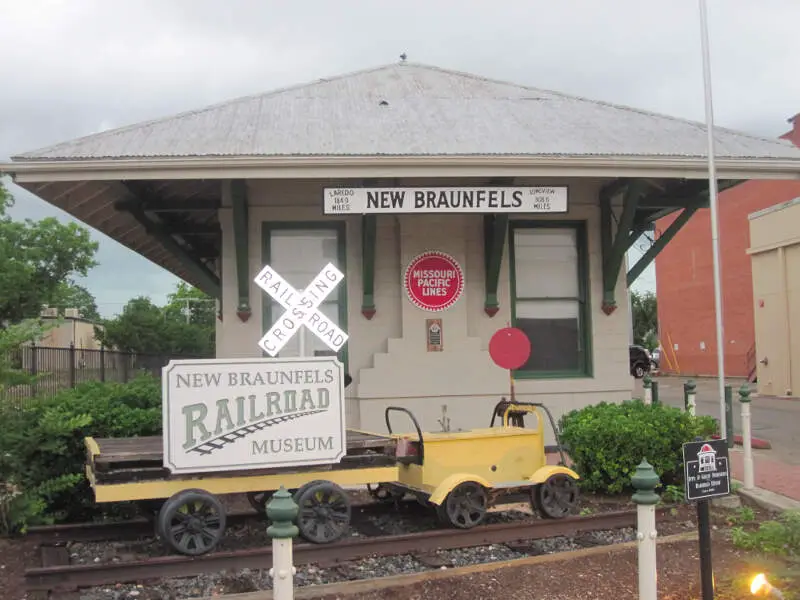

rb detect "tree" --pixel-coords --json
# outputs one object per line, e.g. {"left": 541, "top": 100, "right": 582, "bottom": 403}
{"left": 0, "top": 318, "right": 60, "bottom": 392}
{"left": 163, "top": 283, "right": 216, "bottom": 329}
{"left": 46, "top": 282, "right": 100, "bottom": 321}
{"left": 0, "top": 181, "right": 99, "bottom": 326}
{"left": 631, "top": 290, "right": 658, "bottom": 350}
{"left": 96, "top": 284, "right": 215, "bottom": 356}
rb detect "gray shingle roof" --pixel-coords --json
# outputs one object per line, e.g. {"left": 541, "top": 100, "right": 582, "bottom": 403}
{"left": 12, "top": 62, "right": 800, "bottom": 161}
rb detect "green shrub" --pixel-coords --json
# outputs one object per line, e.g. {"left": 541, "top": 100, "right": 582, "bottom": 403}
{"left": 558, "top": 400, "right": 718, "bottom": 495}
{"left": 0, "top": 375, "right": 162, "bottom": 532}
{"left": 731, "top": 510, "right": 800, "bottom": 556}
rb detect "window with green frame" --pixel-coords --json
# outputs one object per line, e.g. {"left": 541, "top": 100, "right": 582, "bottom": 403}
{"left": 260, "top": 222, "right": 349, "bottom": 370}
{"left": 508, "top": 220, "right": 591, "bottom": 378}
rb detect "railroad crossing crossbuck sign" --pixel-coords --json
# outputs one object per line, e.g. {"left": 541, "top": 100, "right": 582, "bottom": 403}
{"left": 254, "top": 263, "right": 349, "bottom": 357}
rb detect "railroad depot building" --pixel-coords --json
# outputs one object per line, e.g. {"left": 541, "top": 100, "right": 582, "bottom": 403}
{"left": 4, "top": 62, "right": 800, "bottom": 440}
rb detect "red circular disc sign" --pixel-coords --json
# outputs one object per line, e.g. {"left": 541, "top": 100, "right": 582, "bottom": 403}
{"left": 489, "top": 327, "right": 531, "bottom": 370}
{"left": 404, "top": 251, "right": 464, "bottom": 312}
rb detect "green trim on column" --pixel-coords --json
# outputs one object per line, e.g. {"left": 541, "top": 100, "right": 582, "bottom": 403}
{"left": 361, "top": 215, "right": 377, "bottom": 320}
{"left": 483, "top": 214, "right": 508, "bottom": 317}
{"left": 626, "top": 206, "right": 698, "bottom": 286}
{"left": 231, "top": 180, "right": 251, "bottom": 322}
{"left": 261, "top": 221, "right": 349, "bottom": 374}
{"left": 599, "top": 192, "right": 614, "bottom": 313}
{"left": 601, "top": 180, "right": 647, "bottom": 315}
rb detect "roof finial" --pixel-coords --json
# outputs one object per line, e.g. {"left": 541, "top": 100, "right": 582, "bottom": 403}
{"left": 400, "top": 52, "right": 407, "bottom": 62}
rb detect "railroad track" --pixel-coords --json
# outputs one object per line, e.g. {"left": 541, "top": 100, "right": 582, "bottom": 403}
{"left": 25, "top": 500, "right": 423, "bottom": 544}
{"left": 26, "top": 508, "right": 670, "bottom": 594}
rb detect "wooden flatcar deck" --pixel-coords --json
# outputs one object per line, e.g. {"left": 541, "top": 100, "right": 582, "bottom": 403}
{"left": 86, "top": 430, "right": 396, "bottom": 485}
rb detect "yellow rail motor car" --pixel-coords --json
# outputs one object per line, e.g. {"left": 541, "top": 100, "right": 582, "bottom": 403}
{"left": 370, "top": 401, "right": 581, "bottom": 528}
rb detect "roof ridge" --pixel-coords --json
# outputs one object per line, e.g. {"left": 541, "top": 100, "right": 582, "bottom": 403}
{"left": 402, "top": 62, "right": 797, "bottom": 149}
{"left": 13, "top": 60, "right": 798, "bottom": 160}
{"left": 14, "top": 61, "right": 403, "bottom": 159}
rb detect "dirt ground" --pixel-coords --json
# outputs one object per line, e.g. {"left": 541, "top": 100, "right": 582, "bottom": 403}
{"left": 318, "top": 535, "right": 799, "bottom": 600}
{"left": 1, "top": 493, "right": 795, "bottom": 600}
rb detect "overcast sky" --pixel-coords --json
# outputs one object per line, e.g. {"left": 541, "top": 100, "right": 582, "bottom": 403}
{"left": 1, "top": 0, "right": 798, "bottom": 317}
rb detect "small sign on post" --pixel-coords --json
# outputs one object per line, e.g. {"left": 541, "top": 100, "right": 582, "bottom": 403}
{"left": 683, "top": 438, "right": 731, "bottom": 502}
{"left": 489, "top": 327, "right": 531, "bottom": 402}
{"left": 683, "top": 437, "right": 731, "bottom": 600}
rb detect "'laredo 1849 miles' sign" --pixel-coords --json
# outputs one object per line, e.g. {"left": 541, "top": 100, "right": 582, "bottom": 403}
{"left": 324, "top": 186, "right": 568, "bottom": 214}
{"left": 162, "top": 356, "right": 346, "bottom": 475}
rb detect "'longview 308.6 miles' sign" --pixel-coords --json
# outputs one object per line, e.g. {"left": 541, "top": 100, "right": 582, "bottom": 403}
{"left": 323, "top": 186, "right": 568, "bottom": 214}
{"left": 162, "top": 356, "right": 346, "bottom": 475}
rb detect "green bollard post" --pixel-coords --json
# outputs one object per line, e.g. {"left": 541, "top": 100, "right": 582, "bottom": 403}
{"left": 724, "top": 385, "right": 734, "bottom": 449}
{"left": 685, "top": 379, "right": 697, "bottom": 416}
{"left": 632, "top": 459, "right": 661, "bottom": 600}
{"left": 651, "top": 380, "right": 660, "bottom": 406}
{"left": 267, "top": 486, "right": 299, "bottom": 600}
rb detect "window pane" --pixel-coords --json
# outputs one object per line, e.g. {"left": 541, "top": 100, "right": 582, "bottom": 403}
{"left": 513, "top": 228, "right": 578, "bottom": 298}
{"left": 268, "top": 300, "right": 341, "bottom": 359}
{"left": 267, "top": 229, "right": 342, "bottom": 359}
{"left": 270, "top": 229, "right": 341, "bottom": 302}
{"left": 515, "top": 300, "right": 582, "bottom": 372}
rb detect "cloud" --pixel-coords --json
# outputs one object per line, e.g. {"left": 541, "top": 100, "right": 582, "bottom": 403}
{"left": 1, "top": 0, "right": 798, "bottom": 314}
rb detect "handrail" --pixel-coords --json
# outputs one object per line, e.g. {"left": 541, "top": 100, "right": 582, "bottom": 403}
{"left": 384, "top": 406, "right": 424, "bottom": 465}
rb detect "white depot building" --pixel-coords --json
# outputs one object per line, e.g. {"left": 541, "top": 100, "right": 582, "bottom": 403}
{"left": 5, "top": 61, "right": 800, "bottom": 441}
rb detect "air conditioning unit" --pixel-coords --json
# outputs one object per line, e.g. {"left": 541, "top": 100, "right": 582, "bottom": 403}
{"left": 64, "top": 308, "right": 80, "bottom": 318}
{"left": 41, "top": 307, "right": 58, "bottom": 318}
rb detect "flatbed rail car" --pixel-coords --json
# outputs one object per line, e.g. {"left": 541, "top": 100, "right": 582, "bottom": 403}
{"left": 84, "top": 429, "right": 400, "bottom": 554}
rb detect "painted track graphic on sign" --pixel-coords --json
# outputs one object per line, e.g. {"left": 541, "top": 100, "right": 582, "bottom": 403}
{"left": 186, "top": 410, "right": 326, "bottom": 455}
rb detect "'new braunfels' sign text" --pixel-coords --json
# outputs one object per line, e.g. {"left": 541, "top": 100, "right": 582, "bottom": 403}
{"left": 323, "top": 186, "right": 568, "bottom": 214}
{"left": 162, "top": 357, "right": 346, "bottom": 475}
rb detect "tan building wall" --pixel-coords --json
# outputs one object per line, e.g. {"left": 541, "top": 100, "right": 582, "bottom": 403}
{"left": 215, "top": 177, "right": 634, "bottom": 443}
{"left": 37, "top": 317, "right": 103, "bottom": 350}
{"left": 747, "top": 197, "right": 800, "bottom": 398}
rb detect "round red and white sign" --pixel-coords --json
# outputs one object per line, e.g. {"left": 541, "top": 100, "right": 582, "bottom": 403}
{"left": 404, "top": 251, "right": 464, "bottom": 312}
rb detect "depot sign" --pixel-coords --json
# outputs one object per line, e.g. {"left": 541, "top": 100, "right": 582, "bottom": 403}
{"left": 404, "top": 251, "right": 464, "bottom": 312}
{"left": 324, "top": 186, "right": 568, "bottom": 214}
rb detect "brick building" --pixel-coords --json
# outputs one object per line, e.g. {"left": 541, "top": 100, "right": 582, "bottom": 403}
{"left": 655, "top": 114, "right": 800, "bottom": 378}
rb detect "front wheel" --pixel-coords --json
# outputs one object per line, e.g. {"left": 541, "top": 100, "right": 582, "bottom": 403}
{"left": 436, "top": 481, "right": 488, "bottom": 529}
{"left": 532, "top": 474, "right": 580, "bottom": 519}
{"left": 633, "top": 363, "right": 646, "bottom": 378}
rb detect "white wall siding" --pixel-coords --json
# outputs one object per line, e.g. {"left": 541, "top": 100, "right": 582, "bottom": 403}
{"left": 217, "top": 177, "right": 634, "bottom": 436}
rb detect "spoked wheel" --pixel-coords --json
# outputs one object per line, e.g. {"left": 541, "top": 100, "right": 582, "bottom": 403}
{"left": 436, "top": 481, "right": 488, "bottom": 529}
{"left": 367, "top": 483, "right": 405, "bottom": 503}
{"left": 533, "top": 474, "right": 580, "bottom": 519}
{"left": 157, "top": 489, "right": 226, "bottom": 555}
{"left": 294, "top": 480, "right": 352, "bottom": 544}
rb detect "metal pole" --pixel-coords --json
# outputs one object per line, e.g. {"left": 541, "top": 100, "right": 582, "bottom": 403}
{"left": 697, "top": 499, "right": 715, "bottom": 600}
{"left": 698, "top": 0, "right": 727, "bottom": 438}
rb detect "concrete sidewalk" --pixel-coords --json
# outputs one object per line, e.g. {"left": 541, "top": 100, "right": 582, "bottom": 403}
{"left": 729, "top": 448, "right": 800, "bottom": 511}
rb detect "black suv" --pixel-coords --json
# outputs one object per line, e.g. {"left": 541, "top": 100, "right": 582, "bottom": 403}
{"left": 629, "top": 345, "right": 652, "bottom": 379}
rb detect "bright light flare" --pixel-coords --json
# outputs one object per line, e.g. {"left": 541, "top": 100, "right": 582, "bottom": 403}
{"left": 751, "top": 573, "right": 768, "bottom": 595}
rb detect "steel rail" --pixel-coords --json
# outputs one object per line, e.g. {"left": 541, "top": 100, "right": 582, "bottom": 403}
{"left": 25, "top": 500, "right": 423, "bottom": 544}
{"left": 26, "top": 508, "right": 665, "bottom": 592}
